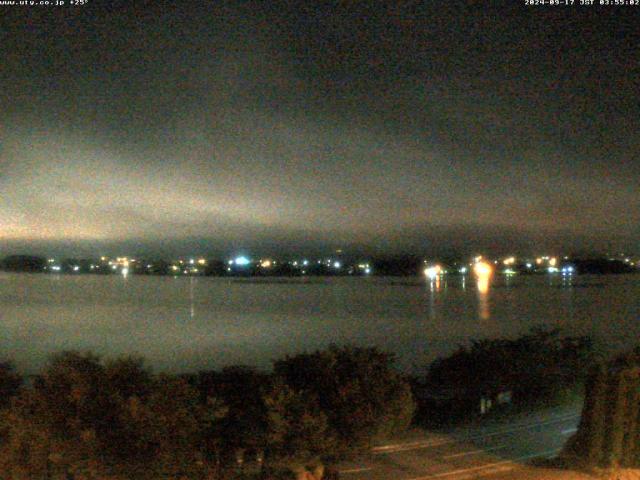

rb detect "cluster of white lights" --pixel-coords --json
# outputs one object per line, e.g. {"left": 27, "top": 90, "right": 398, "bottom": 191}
{"left": 424, "top": 265, "right": 442, "bottom": 279}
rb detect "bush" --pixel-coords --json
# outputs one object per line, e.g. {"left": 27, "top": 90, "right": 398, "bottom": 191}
{"left": 0, "top": 352, "right": 224, "bottom": 479}
{"left": 0, "top": 361, "right": 22, "bottom": 410}
{"left": 274, "top": 345, "right": 416, "bottom": 457}
{"left": 426, "top": 327, "right": 593, "bottom": 407}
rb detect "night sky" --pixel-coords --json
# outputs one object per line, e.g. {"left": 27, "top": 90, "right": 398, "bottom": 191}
{"left": 1, "top": 1, "right": 638, "bottom": 257}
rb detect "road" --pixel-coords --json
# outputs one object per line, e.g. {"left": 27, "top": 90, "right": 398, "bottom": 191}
{"left": 338, "top": 405, "right": 582, "bottom": 480}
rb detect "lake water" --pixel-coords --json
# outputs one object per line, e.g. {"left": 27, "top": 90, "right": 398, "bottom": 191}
{"left": 1, "top": 272, "right": 638, "bottom": 375}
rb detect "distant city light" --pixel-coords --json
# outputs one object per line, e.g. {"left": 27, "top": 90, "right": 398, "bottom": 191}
{"left": 424, "top": 265, "right": 442, "bottom": 280}
{"left": 549, "top": 257, "right": 557, "bottom": 267}
{"left": 561, "top": 266, "right": 574, "bottom": 274}
{"left": 526, "top": 263, "right": 533, "bottom": 268}
{"left": 364, "top": 268, "right": 371, "bottom": 274}
{"left": 121, "top": 267, "right": 129, "bottom": 276}
{"left": 503, "top": 257, "right": 515, "bottom": 265}
{"left": 333, "top": 261, "right": 341, "bottom": 269}
{"left": 197, "top": 258, "right": 207, "bottom": 265}
{"left": 504, "top": 268, "right": 516, "bottom": 275}
{"left": 548, "top": 266, "right": 559, "bottom": 273}
{"left": 73, "top": 265, "right": 80, "bottom": 272}
{"left": 260, "top": 260, "right": 272, "bottom": 268}
{"left": 189, "top": 258, "right": 195, "bottom": 265}
{"left": 51, "top": 265, "right": 61, "bottom": 272}
{"left": 234, "top": 256, "right": 250, "bottom": 266}
{"left": 459, "top": 267, "right": 468, "bottom": 274}
{"left": 303, "top": 260, "right": 309, "bottom": 266}
{"left": 473, "top": 261, "right": 493, "bottom": 277}
{"left": 228, "top": 260, "right": 234, "bottom": 265}
{"left": 474, "top": 261, "right": 493, "bottom": 295}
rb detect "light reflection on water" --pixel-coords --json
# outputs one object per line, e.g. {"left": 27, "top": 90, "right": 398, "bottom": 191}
{"left": 0, "top": 273, "right": 638, "bottom": 375}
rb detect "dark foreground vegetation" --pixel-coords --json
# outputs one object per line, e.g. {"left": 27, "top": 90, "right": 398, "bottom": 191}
{"left": 0, "top": 329, "right": 601, "bottom": 479}
{"left": 0, "top": 347, "right": 414, "bottom": 479}
{"left": 414, "top": 328, "right": 594, "bottom": 425}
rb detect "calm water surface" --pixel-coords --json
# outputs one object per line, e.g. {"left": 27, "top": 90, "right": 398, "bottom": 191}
{"left": 1, "top": 273, "right": 638, "bottom": 374}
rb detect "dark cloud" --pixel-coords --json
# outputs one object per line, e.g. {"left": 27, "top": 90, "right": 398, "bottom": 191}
{"left": 1, "top": 1, "right": 638, "bottom": 256}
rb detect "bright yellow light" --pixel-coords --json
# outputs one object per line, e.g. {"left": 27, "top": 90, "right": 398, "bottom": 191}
{"left": 424, "top": 265, "right": 442, "bottom": 279}
{"left": 549, "top": 257, "right": 557, "bottom": 267}
{"left": 473, "top": 261, "right": 493, "bottom": 277}
{"left": 260, "top": 260, "right": 272, "bottom": 268}
{"left": 503, "top": 257, "right": 515, "bottom": 265}
{"left": 197, "top": 258, "right": 207, "bottom": 265}
{"left": 536, "top": 257, "right": 543, "bottom": 265}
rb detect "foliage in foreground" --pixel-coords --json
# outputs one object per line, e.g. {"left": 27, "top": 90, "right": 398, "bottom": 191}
{"left": 421, "top": 327, "right": 594, "bottom": 421}
{"left": 274, "top": 346, "right": 416, "bottom": 457}
{"left": 0, "top": 346, "right": 415, "bottom": 479}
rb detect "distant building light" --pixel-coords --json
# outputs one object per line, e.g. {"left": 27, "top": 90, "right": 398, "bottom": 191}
{"left": 234, "top": 256, "right": 250, "bottom": 266}
{"left": 504, "top": 268, "right": 516, "bottom": 275}
{"left": 333, "top": 261, "right": 341, "bottom": 269}
{"left": 303, "top": 260, "right": 309, "bottom": 266}
{"left": 549, "top": 257, "right": 558, "bottom": 267}
{"left": 122, "top": 267, "right": 129, "bottom": 276}
{"left": 424, "top": 265, "right": 442, "bottom": 279}
{"left": 147, "top": 264, "right": 152, "bottom": 269}
{"left": 189, "top": 258, "right": 195, "bottom": 265}
{"left": 473, "top": 261, "right": 493, "bottom": 277}
{"left": 364, "top": 268, "right": 371, "bottom": 274}
{"left": 48, "top": 258, "right": 55, "bottom": 263}
{"left": 228, "top": 260, "right": 234, "bottom": 265}
{"left": 51, "top": 265, "right": 61, "bottom": 272}
{"left": 548, "top": 267, "right": 559, "bottom": 273}
{"left": 459, "top": 267, "right": 468, "bottom": 274}
{"left": 112, "top": 265, "right": 117, "bottom": 270}
{"left": 526, "top": 263, "right": 533, "bottom": 268}
{"left": 503, "top": 257, "right": 516, "bottom": 265}
{"left": 171, "top": 265, "right": 179, "bottom": 271}
{"left": 260, "top": 260, "right": 272, "bottom": 268}
{"left": 197, "top": 258, "right": 206, "bottom": 265}
{"left": 192, "top": 268, "right": 198, "bottom": 273}
{"left": 73, "top": 266, "right": 80, "bottom": 272}
{"left": 227, "top": 267, "right": 231, "bottom": 272}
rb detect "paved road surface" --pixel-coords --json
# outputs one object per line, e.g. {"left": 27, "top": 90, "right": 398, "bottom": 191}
{"left": 338, "top": 405, "right": 581, "bottom": 480}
